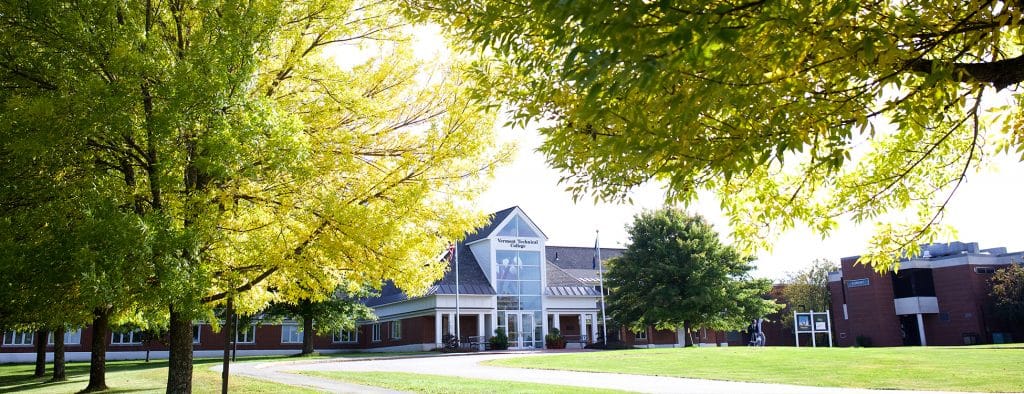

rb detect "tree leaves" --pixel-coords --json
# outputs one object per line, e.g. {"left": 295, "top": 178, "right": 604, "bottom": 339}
{"left": 605, "top": 208, "right": 780, "bottom": 333}
{"left": 413, "top": 0, "right": 1024, "bottom": 271}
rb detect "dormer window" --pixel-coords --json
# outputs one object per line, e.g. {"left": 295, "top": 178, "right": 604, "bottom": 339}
{"left": 497, "top": 215, "right": 539, "bottom": 238}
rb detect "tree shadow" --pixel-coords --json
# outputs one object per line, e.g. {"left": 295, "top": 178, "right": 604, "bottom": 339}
{"left": 0, "top": 359, "right": 168, "bottom": 393}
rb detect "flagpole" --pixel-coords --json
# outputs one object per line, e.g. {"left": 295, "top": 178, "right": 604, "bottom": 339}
{"left": 596, "top": 230, "right": 608, "bottom": 346}
{"left": 454, "top": 242, "right": 461, "bottom": 345}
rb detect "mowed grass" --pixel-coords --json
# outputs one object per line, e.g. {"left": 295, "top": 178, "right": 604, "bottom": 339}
{"left": 0, "top": 356, "right": 324, "bottom": 393}
{"left": 487, "top": 346, "right": 1024, "bottom": 393}
{"left": 0, "top": 351, "right": 436, "bottom": 393}
{"left": 302, "top": 371, "right": 628, "bottom": 394}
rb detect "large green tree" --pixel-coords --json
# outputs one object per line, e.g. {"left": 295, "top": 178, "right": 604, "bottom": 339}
{"left": 1, "top": 0, "right": 505, "bottom": 391}
{"left": 412, "top": 0, "right": 1024, "bottom": 269}
{"left": 262, "top": 288, "right": 374, "bottom": 355}
{"left": 605, "top": 208, "right": 779, "bottom": 340}
{"left": 780, "top": 259, "right": 838, "bottom": 325}
{"left": 991, "top": 263, "right": 1024, "bottom": 324}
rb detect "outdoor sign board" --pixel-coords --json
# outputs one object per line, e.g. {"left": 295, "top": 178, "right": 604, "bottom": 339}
{"left": 794, "top": 310, "right": 833, "bottom": 348}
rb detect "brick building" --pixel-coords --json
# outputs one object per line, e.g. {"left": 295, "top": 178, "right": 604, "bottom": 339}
{"left": 2, "top": 206, "right": 705, "bottom": 362}
{"left": 829, "top": 242, "right": 1024, "bottom": 347}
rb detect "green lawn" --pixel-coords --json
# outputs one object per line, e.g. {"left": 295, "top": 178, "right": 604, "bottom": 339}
{"left": 0, "top": 351, "right": 431, "bottom": 393}
{"left": 0, "top": 356, "right": 326, "bottom": 393}
{"left": 302, "top": 371, "right": 627, "bottom": 394}
{"left": 487, "top": 346, "right": 1024, "bottom": 393}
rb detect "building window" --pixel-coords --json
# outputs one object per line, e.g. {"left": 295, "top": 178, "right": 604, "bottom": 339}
{"left": 111, "top": 330, "right": 142, "bottom": 345}
{"left": 281, "top": 324, "right": 303, "bottom": 344}
{"left": 974, "top": 266, "right": 996, "bottom": 274}
{"left": 236, "top": 324, "right": 256, "bottom": 344}
{"left": 3, "top": 331, "right": 33, "bottom": 346}
{"left": 371, "top": 323, "right": 381, "bottom": 342}
{"left": 193, "top": 325, "right": 201, "bottom": 344}
{"left": 891, "top": 268, "right": 936, "bottom": 298}
{"left": 634, "top": 330, "right": 647, "bottom": 341}
{"left": 333, "top": 329, "right": 357, "bottom": 343}
{"left": 47, "top": 329, "right": 83, "bottom": 345}
{"left": 390, "top": 320, "right": 402, "bottom": 340}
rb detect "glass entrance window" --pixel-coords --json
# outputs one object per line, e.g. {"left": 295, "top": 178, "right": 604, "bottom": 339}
{"left": 496, "top": 249, "right": 543, "bottom": 348}
{"left": 497, "top": 311, "right": 543, "bottom": 348}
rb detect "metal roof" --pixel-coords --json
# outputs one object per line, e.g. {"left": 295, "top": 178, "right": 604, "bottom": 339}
{"left": 545, "top": 286, "right": 600, "bottom": 296}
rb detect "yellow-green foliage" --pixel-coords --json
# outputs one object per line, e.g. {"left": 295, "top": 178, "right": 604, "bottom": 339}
{"left": 0, "top": 0, "right": 510, "bottom": 328}
{"left": 412, "top": 0, "right": 1024, "bottom": 272}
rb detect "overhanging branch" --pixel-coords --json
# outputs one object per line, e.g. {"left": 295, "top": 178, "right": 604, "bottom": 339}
{"left": 907, "top": 54, "right": 1024, "bottom": 90}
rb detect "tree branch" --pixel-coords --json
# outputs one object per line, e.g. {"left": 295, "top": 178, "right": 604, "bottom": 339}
{"left": 907, "top": 54, "right": 1024, "bottom": 90}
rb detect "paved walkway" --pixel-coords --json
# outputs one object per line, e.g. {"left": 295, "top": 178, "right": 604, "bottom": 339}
{"left": 225, "top": 351, "right": 982, "bottom": 394}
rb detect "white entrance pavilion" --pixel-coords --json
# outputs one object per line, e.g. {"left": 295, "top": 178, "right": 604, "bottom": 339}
{"left": 366, "top": 206, "right": 620, "bottom": 350}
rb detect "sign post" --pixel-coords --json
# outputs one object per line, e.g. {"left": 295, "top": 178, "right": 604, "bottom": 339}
{"left": 793, "top": 310, "right": 833, "bottom": 348}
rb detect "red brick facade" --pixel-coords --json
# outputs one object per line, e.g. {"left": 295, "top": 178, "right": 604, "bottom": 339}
{"left": 830, "top": 254, "right": 1023, "bottom": 347}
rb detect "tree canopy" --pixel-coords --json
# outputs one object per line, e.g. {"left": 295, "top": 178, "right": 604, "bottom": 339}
{"left": 780, "top": 259, "right": 838, "bottom": 324}
{"left": 991, "top": 263, "right": 1024, "bottom": 324}
{"left": 412, "top": 0, "right": 1024, "bottom": 269}
{"left": 1, "top": 0, "right": 506, "bottom": 390}
{"left": 604, "top": 208, "right": 780, "bottom": 333}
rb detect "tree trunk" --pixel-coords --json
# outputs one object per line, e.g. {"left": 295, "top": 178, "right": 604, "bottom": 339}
{"left": 167, "top": 306, "right": 194, "bottom": 393}
{"left": 84, "top": 308, "right": 109, "bottom": 392}
{"left": 33, "top": 329, "right": 48, "bottom": 377}
{"left": 52, "top": 326, "right": 66, "bottom": 381}
{"left": 301, "top": 313, "right": 315, "bottom": 355}
{"left": 221, "top": 298, "right": 233, "bottom": 394}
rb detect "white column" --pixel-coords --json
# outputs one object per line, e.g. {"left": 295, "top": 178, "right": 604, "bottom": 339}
{"left": 540, "top": 311, "right": 548, "bottom": 349}
{"left": 553, "top": 313, "right": 560, "bottom": 331}
{"left": 590, "top": 313, "right": 598, "bottom": 344}
{"left": 917, "top": 313, "right": 927, "bottom": 346}
{"left": 448, "top": 312, "right": 456, "bottom": 339}
{"left": 477, "top": 313, "right": 485, "bottom": 350}
{"left": 491, "top": 313, "right": 499, "bottom": 338}
{"left": 578, "top": 314, "right": 586, "bottom": 342}
{"left": 435, "top": 310, "right": 442, "bottom": 347}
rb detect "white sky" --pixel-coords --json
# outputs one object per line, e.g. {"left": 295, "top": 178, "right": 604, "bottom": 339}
{"left": 478, "top": 122, "right": 1024, "bottom": 282}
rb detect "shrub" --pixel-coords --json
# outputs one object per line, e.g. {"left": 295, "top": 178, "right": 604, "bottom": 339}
{"left": 545, "top": 327, "right": 566, "bottom": 349}
{"left": 489, "top": 327, "right": 509, "bottom": 350}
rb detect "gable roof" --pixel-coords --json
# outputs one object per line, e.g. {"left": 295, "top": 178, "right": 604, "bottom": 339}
{"left": 464, "top": 206, "right": 549, "bottom": 243}
{"left": 364, "top": 242, "right": 494, "bottom": 307}
{"left": 464, "top": 206, "right": 517, "bottom": 244}
{"left": 365, "top": 209, "right": 623, "bottom": 306}
{"left": 546, "top": 246, "right": 625, "bottom": 271}
{"left": 543, "top": 246, "right": 623, "bottom": 296}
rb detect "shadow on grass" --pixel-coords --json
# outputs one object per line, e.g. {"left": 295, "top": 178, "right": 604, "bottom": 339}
{"left": 0, "top": 351, "right": 432, "bottom": 393}
{"left": 0, "top": 360, "right": 169, "bottom": 393}
{"left": 0, "top": 355, "right": 304, "bottom": 393}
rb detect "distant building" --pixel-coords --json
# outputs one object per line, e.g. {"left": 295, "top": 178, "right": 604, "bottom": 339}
{"left": 828, "top": 242, "right": 1024, "bottom": 347}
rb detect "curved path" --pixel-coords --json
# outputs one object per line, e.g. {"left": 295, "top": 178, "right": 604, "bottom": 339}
{"left": 227, "top": 351, "right": 980, "bottom": 394}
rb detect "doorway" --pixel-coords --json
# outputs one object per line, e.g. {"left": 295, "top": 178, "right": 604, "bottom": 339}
{"left": 899, "top": 315, "right": 921, "bottom": 346}
{"left": 503, "top": 311, "right": 538, "bottom": 349}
